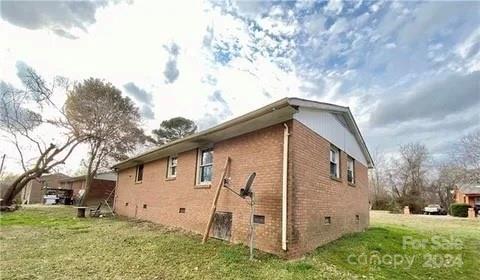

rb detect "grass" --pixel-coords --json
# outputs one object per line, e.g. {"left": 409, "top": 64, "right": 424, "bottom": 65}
{"left": 1, "top": 207, "right": 479, "bottom": 280}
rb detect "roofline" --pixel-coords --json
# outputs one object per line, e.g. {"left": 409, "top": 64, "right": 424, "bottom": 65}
{"left": 288, "top": 98, "right": 374, "bottom": 168}
{"left": 36, "top": 173, "right": 70, "bottom": 180}
{"left": 112, "top": 97, "right": 374, "bottom": 169}
{"left": 112, "top": 97, "right": 292, "bottom": 169}
{"left": 60, "top": 171, "right": 117, "bottom": 183}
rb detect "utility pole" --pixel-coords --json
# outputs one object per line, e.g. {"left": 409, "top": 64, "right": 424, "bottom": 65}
{"left": 0, "top": 154, "right": 5, "bottom": 175}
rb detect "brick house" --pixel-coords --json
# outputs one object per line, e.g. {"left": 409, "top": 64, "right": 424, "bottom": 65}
{"left": 20, "top": 173, "right": 70, "bottom": 204}
{"left": 454, "top": 183, "right": 480, "bottom": 209}
{"left": 60, "top": 172, "right": 116, "bottom": 206}
{"left": 112, "top": 98, "right": 374, "bottom": 258}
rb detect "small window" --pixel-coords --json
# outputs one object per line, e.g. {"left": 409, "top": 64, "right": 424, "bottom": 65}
{"left": 197, "top": 148, "right": 213, "bottom": 184}
{"left": 179, "top": 208, "right": 186, "bottom": 213}
{"left": 330, "top": 146, "right": 340, "bottom": 178}
{"left": 167, "top": 156, "right": 178, "bottom": 178}
{"left": 125, "top": 202, "right": 129, "bottom": 206}
{"left": 143, "top": 204, "right": 147, "bottom": 209}
{"left": 347, "top": 156, "right": 355, "bottom": 184}
{"left": 324, "top": 216, "right": 331, "bottom": 225}
{"left": 355, "top": 215, "right": 360, "bottom": 223}
{"left": 135, "top": 164, "right": 144, "bottom": 183}
{"left": 253, "top": 215, "right": 265, "bottom": 224}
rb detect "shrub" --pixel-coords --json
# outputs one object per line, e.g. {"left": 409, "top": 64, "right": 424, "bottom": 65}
{"left": 449, "top": 203, "right": 470, "bottom": 217}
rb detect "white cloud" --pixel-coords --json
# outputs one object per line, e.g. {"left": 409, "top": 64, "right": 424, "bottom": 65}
{"left": 456, "top": 27, "right": 480, "bottom": 71}
{"left": 324, "top": 0, "right": 344, "bottom": 15}
{"left": 329, "top": 17, "right": 349, "bottom": 34}
{"left": 1, "top": 1, "right": 479, "bottom": 173}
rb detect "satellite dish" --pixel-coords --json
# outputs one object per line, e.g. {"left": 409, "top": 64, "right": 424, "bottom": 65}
{"left": 240, "top": 172, "right": 256, "bottom": 198}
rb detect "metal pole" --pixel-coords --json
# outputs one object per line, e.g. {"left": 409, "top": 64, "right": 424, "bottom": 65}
{"left": 0, "top": 154, "right": 5, "bottom": 175}
{"left": 249, "top": 192, "right": 255, "bottom": 260}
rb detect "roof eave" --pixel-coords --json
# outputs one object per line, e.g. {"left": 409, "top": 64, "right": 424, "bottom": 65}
{"left": 113, "top": 98, "right": 294, "bottom": 170}
{"left": 288, "top": 98, "right": 375, "bottom": 168}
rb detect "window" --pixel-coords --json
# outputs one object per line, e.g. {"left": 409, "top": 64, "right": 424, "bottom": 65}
{"left": 347, "top": 156, "right": 355, "bottom": 184}
{"left": 253, "top": 215, "right": 265, "bottom": 224}
{"left": 143, "top": 204, "right": 147, "bottom": 209}
{"left": 197, "top": 148, "right": 213, "bottom": 184}
{"left": 355, "top": 215, "right": 360, "bottom": 223}
{"left": 330, "top": 146, "right": 340, "bottom": 178}
{"left": 125, "top": 202, "right": 128, "bottom": 206}
{"left": 135, "top": 164, "right": 144, "bottom": 182}
{"left": 324, "top": 216, "right": 331, "bottom": 225}
{"left": 179, "top": 208, "right": 186, "bottom": 213}
{"left": 167, "top": 156, "right": 177, "bottom": 178}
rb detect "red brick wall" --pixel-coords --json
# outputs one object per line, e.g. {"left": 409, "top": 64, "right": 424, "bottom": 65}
{"left": 71, "top": 181, "right": 84, "bottom": 199}
{"left": 72, "top": 179, "right": 116, "bottom": 206}
{"left": 114, "top": 123, "right": 285, "bottom": 255}
{"left": 287, "top": 120, "right": 369, "bottom": 258}
{"left": 454, "top": 190, "right": 471, "bottom": 206}
{"left": 114, "top": 120, "right": 370, "bottom": 258}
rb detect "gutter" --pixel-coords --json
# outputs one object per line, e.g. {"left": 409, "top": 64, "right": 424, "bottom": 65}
{"left": 113, "top": 98, "right": 291, "bottom": 170}
{"left": 112, "top": 171, "right": 119, "bottom": 213}
{"left": 282, "top": 122, "right": 289, "bottom": 251}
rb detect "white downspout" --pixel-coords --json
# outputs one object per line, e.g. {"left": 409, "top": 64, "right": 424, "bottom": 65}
{"left": 113, "top": 169, "right": 119, "bottom": 213}
{"left": 282, "top": 123, "right": 289, "bottom": 251}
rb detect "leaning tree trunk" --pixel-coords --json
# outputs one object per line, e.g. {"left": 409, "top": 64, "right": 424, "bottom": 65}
{"left": 1, "top": 140, "right": 81, "bottom": 209}
{"left": 1, "top": 170, "right": 41, "bottom": 208}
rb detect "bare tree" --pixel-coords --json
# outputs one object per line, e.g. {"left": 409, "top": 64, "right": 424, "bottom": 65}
{"left": 65, "top": 78, "right": 146, "bottom": 206}
{"left": 387, "top": 143, "right": 430, "bottom": 213}
{"left": 428, "top": 163, "right": 463, "bottom": 210}
{"left": 368, "top": 148, "right": 393, "bottom": 210}
{"left": 451, "top": 129, "right": 480, "bottom": 183}
{"left": 0, "top": 67, "right": 84, "bottom": 208}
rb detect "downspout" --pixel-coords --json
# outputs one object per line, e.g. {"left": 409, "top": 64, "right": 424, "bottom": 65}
{"left": 282, "top": 123, "right": 289, "bottom": 251}
{"left": 113, "top": 169, "right": 119, "bottom": 213}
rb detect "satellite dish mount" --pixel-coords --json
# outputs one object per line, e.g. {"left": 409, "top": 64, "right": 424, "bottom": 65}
{"left": 224, "top": 172, "right": 257, "bottom": 260}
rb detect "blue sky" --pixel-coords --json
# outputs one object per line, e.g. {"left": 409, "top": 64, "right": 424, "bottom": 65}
{"left": 0, "top": 0, "right": 479, "bottom": 172}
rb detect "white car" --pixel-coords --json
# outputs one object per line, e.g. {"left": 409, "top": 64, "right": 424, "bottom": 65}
{"left": 424, "top": 204, "right": 446, "bottom": 215}
{"left": 43, "top": 195, "right": 58, "bottom": 205}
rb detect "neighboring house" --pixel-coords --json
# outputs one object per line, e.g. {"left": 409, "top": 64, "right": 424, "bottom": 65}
{"left": 112, "top": 98, "right": 374, "bottom": 258}
{"left": 454, "top": 184, "right": 480, "bottom": 208}
{"left": 20, "top": 173, "right": 70, "bottom": 204}
{"left": 60, "top": 172, "right": 116, "bottom": 206}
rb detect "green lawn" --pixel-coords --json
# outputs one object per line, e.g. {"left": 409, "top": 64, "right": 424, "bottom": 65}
{"left": 1, "top": 207, "right": 478, "bottom": 280}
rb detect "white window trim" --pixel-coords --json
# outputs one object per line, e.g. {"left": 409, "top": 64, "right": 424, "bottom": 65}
{"left": 330, "top": 146, "right": 340, "bottom": 178}
{"left": 347, "top": 156, "right": 355, "bottom": 184}
{"left": 167, "top": 155, "right": 177, "bottom": 178}
{"left": 197, "top": 148, "right": 213, "bottom": 185}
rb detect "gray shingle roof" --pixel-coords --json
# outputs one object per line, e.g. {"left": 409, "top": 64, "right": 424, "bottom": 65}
{"left": 458, "top": 183, "right": 480, "bottom": 195}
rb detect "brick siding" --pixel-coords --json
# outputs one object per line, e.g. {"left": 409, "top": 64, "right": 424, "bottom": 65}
{"left": 114, "top": 120, "right": 369, "bottom": 258}
{"left": 71, "top": 179, "right": 116, "bottom": 206}
{"left": 114, "top": 123, "right": 285, "bottom": 255}
{"left": 287, "top": 119, "right": 369, "bottom": 258}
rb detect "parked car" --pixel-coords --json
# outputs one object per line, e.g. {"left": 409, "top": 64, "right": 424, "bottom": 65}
{"left": 43, "top": 194, "right": 58, "bottom": 205}
{"left": 424, "top": 204, "right": 447, "bottom": 215}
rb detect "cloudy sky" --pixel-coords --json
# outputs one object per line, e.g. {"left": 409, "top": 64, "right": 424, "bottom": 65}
{"left": 0, "top": 0, "right": 479, "bottom": 173}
